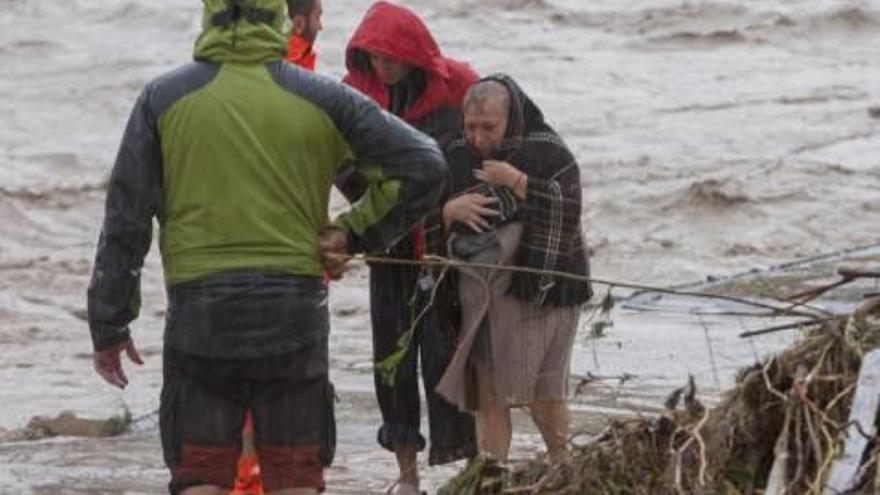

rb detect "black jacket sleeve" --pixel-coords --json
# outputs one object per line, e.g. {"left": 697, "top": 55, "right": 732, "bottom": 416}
{"left": 87, "top": 88, "right": 162, "bottom": 351}
{"left": 268, "top": 63, "right": 448, "bottom": 253}
{"left": 333, "top": 161, "right": 370, "bottom": 203}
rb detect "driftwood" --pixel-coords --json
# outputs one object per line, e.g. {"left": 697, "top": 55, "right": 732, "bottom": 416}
{"left": 740, "top": 269, "right": 880, "bottom": 339}
{"left": 823, "top": 349, "right": 880, "bottom": 494}
{"left": 739, "top": 318, "right": 833, "bottom": 339}
{"left": 787, "top": 268, "right": 880, "bottom": 307}
{"left": 20, "top": 410, "right": 131, "bottom": 440}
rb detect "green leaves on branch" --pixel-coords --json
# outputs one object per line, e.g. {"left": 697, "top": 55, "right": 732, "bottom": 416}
{"left": 376, "top": 325, "right": 417, "bottom": 386}
{"left": 590, "top": 287, "right": 615, "bottom": 339}
{"left": 376, "top": 267, "right": 450, "bottom": 387}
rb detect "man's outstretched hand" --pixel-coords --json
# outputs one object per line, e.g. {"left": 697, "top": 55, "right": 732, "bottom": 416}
{"left": 320, "top": 226, "right": 351, "bottom": 281}
{"left": 94, "top": 337, "right": 143, "bottom": 389}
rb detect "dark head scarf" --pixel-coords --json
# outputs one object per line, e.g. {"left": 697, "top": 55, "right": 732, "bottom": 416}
{"left": 496, "top": 74, "right": 545, "bottom": 142}
{"left": 444, "top": 73, "right": 593, "bottom": 307}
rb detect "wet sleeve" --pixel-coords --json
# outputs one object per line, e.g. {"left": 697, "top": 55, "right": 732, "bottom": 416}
{"left": 325, "top": 89, "right": 447, "bottom": 253}
{"left": 87, "top": 89, "right": 162, "bottom": 351}
{"left": 332, "top": 161, "right": 370, "bottom": 203}
{"left": 331, "top": 159, "right": 402, "bottom": 253}
{"left": 332, "top": 108, "right": 461, "bottom": 248}
{"left": 511, "top": 142, "right": 583, "bottom": 234}
{"left": 522, "top": 165, "right": 582, "bottom": 231}
{"left": 508, "top": 143, "right": 585, "bottom": 302}
{"left": 267, "top": 64, "right": 447, "bottom": 253}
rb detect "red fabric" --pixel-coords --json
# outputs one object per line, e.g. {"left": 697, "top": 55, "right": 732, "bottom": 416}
{"left": 343, "top": 1, "right": 478, "bottom": 123}
{"left": 174, "top": 444, "right": 240, "bottom": 489}
{"left": 257, "top": 445, "right": 325, "bottom": 492}
{"left": 286, "top": 34, "right": 317, "bottom": 71}
{"left": 231, "top": 456, "right": 264, "bottom": 495}
{"left": 412, "top": 224, "right": 425, "bottom": 261}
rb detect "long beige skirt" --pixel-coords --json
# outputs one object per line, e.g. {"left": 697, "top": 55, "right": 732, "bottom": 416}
{"left": 436, "top": 223, "right": 581, "bottom": 412}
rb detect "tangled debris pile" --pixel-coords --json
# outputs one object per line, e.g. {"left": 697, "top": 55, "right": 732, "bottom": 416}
{"left": 442, "top": 299, "right": 880, "bottom": 494}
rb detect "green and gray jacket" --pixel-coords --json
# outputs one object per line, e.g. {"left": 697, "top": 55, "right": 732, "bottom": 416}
{"left": 87, "top": 0, "right": 447, "bottom": 355}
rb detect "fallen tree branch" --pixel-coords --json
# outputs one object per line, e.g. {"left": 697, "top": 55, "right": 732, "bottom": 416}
{"left": 739, "top": 318, "right": 836, "bottom": 338}
{"left": 786, "top": 268, "right": 880, "bottom": 308}
{"left": 354, "top": 254, "right": 824, "bottom": 319}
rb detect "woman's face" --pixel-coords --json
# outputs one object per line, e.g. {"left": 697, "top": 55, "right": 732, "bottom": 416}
{"left": 369, "top": 53, "right": 411, "bottom": 86}
{"left": 464, "top": 97, "right": 509, "bottom": 159}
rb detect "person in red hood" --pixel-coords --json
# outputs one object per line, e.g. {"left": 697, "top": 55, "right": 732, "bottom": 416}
{"left": 342, "top": 2, "right": 477, "bottom": 146}
{"left": 286, "top": 0, "right": 322, "bottom": 70}
{"left": 335, "top": 2, "right": 479, "bottom": 493}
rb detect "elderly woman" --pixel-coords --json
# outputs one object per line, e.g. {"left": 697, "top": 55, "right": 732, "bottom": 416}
{"left": 436, "top": 74, "right": 593, "bottom": 462}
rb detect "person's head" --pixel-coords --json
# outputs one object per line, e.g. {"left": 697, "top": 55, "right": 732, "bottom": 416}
{"left": 463, "top": 81, "right": 511, "bottom": 159}
{"left": 288, "top": 0, "right": 323, "bottom": 43}
{"left": 368, "top": 52, "right": 412, "bottom": 86}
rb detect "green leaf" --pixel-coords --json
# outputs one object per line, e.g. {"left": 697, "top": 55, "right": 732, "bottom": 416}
{"left": 592, "top": 320, "right": 612, "bottom": 338}
{"left": 376, "top": 342, "right": 409, "bottom": 387}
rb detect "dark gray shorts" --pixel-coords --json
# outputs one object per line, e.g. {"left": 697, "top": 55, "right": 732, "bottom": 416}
{"left": 160, "top": 343, "right": 335, "bottom": 494}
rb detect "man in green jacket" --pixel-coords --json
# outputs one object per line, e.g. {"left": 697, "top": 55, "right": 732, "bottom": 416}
{"left": 86, "top": 1, "right": 446, "bottom": 493}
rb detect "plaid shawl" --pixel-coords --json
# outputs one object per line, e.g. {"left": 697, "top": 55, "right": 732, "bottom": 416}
{"left": 432, "top": 74, "right": 592, "bottom": 307}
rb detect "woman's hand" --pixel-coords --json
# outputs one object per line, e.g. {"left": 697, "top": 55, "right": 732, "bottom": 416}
{"left": 474, "top": 160, "right": 527, "bottom": 199}
{"left": 442, "top": 193, "right": 499, "bottom": 233}
{"left": 474, "top": 160, "right": 520, "bottom": 189}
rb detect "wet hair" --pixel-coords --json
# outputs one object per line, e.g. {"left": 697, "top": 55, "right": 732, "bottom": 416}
{"left": 350, "top": 49, "right": 373, "bottom": 75}
{"left": 287, "top": 0, "right": 317, "bottom": 16}
{"left": 463, "top": 80, "right": 510, "bottom": 114}
{"left": 350, "top": 48, "right": 427, "bottom": 93}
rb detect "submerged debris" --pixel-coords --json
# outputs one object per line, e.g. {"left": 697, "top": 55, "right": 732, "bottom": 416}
{"left": 0, "top": 409, "right": 132, "bottom": 442}
{"left": 442, "top": 299, "right": 880, "bottom": 494}
{"left": 439, "top": 456, "right": 509, "bottom": 495}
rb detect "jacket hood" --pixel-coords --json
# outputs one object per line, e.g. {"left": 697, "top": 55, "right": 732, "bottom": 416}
{"left": 343, "top": 1, "right": 478, "bottom": 122}
{"left": 194, "top": 0, "right": 289, "bottom": 64}
{"left": 345, "top": 1, "right": 447, "bottom": 78}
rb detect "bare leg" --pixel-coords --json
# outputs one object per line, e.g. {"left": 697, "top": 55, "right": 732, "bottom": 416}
{"left": 528, "top": 400, "right": 570, "bottom": 463}
{"left": 475, "top": 368, "right": 512, "bottom": 461}
{"left": 394, "top": 447, "right": 420, "bottom": 493}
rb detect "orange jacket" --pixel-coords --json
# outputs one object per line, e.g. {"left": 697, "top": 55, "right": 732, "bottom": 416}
{"left": 286, "top": 33, "right": 317, "bottom": 71}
